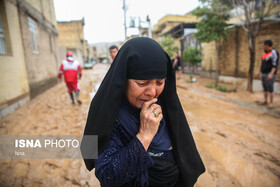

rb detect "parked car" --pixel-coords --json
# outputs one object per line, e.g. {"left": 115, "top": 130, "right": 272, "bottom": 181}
{"left": 84, "top": 60, "right": 97, "bottom": 69}
{"left": 101, "top": 59, "right": 108, "bottom": 64}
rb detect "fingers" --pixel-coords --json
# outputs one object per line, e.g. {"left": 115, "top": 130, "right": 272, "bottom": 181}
{"left": 144, "top": 110, "right": 162, "bottom": 124}
{"left": 153, "top": 107, "right": 162, "bottom": 116}
{"left": 138, "top": 99, "right": 163, "bottom": 142}
{"left": 147, "top": 105, "right": 162, "bottom": 122}
{"left": 142, "top": 98, "right": 158, "bottom": 111}
{"left": 143, "top": 103, "right": 162, "bottom": 118}
{"left": 140, "top": 99, "right": 163, "bottom": 124}
{"left": 151, "top": 111, "right": 163, "bottom": 122}
{"left": 157, "top": 113, "right": 163, "bottom": 121}
{"left": 151, "top": 102, "right": 162, "bottom": 111}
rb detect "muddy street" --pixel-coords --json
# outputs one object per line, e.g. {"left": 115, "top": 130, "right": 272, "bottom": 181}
{"left": 0, "top": 64, "right": 279, "bottom": 187}
{"left": 176, "top": 77, "right": 280, "bottom": 187}
{"left": 0, "top": 64, "right": 109, "bottom": 186}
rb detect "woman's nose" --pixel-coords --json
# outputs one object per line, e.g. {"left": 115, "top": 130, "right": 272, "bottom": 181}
{"left": 144, "top": 86, "right": 157, "bottom": 98}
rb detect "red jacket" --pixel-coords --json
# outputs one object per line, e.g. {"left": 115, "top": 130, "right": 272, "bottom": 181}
{"left": 58, "top": 58, "right": 82, "bottom": 82}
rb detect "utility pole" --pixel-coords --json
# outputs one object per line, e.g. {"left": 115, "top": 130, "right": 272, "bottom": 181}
{"left": 123, "top": 0, "right": 127, "bottom": 40}
{"left": 138, "top": 17, "right": 141, "bottom": 37}
{"left": 146, "top": 15, "right": 152, "bottom": 38}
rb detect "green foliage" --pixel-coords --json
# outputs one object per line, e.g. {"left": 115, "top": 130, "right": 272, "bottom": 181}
{"left": 193, "top": 0, "right": 231, "bottom": 43}
{"left": 206, "top": 83, "right": 233, "bottom": 92}
{"left": 159, "top": 35, "right": 179, "bottom": 58}
{"left": 206, "top": 83, "right": 215, "bottom": 89}
{"left": 183, "top": 46, "right": 202, "bottom": 66}
{"left": 187, "top": 74, "right": 193, "bottom": 83}
{"left": 217, "top": 84, "right": 229, "bottom": 92}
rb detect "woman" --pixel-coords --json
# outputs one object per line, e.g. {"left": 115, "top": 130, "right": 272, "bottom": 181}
{"left": 81, "top": 37, "right": 205, "bottom": 187}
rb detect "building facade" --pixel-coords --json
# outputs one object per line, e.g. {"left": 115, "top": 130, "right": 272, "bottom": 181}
{"left": 0, "top": 0, "right": 60, "bottom": 118}
{"left": 0, "top": 0, "right": 30, "bottom": 118}
{"left": 152, "top": 13, "right": 200, "bottom": 48}
{"left": 17, "top": 0, "right": 60, "bottom": 99}
{"left": 153, "top": 12, "right": 200, "bottom": 73}
{"left": 57, "top": 19, "right": 86, "bottom": 67}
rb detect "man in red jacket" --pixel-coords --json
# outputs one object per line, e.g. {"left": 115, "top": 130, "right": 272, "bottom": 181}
{"left": 58, "top": 51, "right": 82, "bottom": 104}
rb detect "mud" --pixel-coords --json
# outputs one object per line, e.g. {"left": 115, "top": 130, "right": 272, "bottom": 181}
{"left": 0, "top": 64, "right": 109, "bottom": 187}
{"left": 0, "top": 64, "right": 279, "bottom": 187}
{"left": 176, "top": 75, "right": 280, "bottom": 187}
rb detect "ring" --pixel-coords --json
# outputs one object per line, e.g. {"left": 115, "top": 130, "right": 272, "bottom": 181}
{"left": 153, "top": 111, "right": 160, "bottom": 118}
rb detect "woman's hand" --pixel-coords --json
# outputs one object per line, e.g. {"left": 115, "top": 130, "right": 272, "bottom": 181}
{"left": 136, "top": 98, "right": 163, "bottom": 151}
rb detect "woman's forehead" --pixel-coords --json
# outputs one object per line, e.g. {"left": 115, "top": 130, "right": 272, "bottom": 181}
{"left": 129, "top": 78, "right": 165, "bottom": 81}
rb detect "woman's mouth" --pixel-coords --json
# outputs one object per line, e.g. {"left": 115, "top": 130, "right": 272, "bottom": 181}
{"left": 139, "top": 99, "right": 147, "bottom": 103}
{"left": 139, "top": 98, "right": 156, "bottom": 103}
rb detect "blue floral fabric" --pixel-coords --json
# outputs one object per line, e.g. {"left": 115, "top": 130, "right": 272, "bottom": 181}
{"left": 94, "top": 122, "right": 154, "bottom": 187}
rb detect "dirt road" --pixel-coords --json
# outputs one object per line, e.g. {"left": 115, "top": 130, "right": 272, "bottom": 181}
{"left": 0, "top": 64, "right": 279, "bottom": 186}
{"left": 0, "top": 64, "right": 109, "bottom": 186}
{"left": 176, "top": 77, "right": 280, "bottom": 187}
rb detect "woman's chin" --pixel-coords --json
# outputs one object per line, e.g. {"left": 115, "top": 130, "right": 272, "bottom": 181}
{"left": 134, "top": 102, "right": 143, "bottom": 109}
{"left": 136, "top": 104, "right": 142, "bottom": 109}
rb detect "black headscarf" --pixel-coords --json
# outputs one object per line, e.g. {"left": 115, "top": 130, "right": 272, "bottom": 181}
{"left": 81, "top": 37, "right": 205, "bottom": 186}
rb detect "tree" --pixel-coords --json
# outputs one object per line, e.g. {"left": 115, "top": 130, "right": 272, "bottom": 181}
{"left": 159, "top": 35, "right": 179, "bottom": 58}
{"left": 183, "top": 46, "right": 202, "bottom": 82}
{"left": 231, "top": 0, "right": 274, "bottom": 92}
{"left": 193, "top": 0, "right": 231, "bottom": 87}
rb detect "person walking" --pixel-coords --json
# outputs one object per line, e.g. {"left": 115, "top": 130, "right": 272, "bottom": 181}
{"left": 58, "top": 51, "right": 82, "bottom": 105}
{"left": 257, "top": 40, "right": 279, "bottom": 109}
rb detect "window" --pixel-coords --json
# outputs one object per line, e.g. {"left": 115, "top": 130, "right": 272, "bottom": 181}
{"left": 28, "top": 17, "right": 39, "bottom": 53}
{"left": 0, "top": 15, "right": 7, "bottom": 54}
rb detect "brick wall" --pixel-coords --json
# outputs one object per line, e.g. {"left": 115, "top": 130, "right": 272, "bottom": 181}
{"left": 201, "top": 41, "right": 217, "bottom": 72}
{"left": 202, "top": 20, "right": 280, "bottom": 82}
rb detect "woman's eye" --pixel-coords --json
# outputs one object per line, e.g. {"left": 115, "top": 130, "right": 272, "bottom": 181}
{"left": 157, "top": 82, "right": 164, "bottom": 85}
{"left": 137, "top": 82, "right": 148, "bottom": 86}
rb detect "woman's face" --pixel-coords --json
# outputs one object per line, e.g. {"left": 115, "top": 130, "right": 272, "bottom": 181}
{"left": 126, "top": 79, "right": 165, "bottom": 109}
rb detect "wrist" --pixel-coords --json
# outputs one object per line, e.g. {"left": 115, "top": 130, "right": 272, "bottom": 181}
{"left": 136, "top": 133, "right": 153, "bottom": 151}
